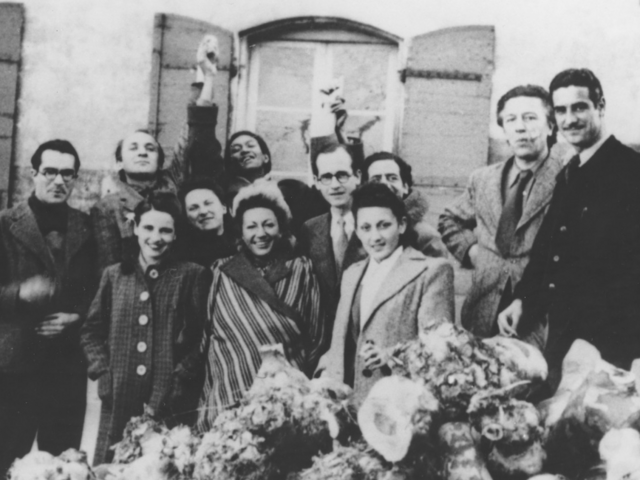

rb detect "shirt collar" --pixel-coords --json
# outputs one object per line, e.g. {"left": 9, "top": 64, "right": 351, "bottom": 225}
{"left": 368, "top": 245, "right": 403, "bottom": 270}
{"left": 331, "top": 210, "right": 355, "bottom": 234}
{"left": 508, "top": 154, "right": 547, "bottom": 188}
{"left": 578, "top": 133, "right": 609, "bottom": 166}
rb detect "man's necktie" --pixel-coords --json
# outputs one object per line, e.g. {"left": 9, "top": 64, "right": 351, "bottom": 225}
{"left": 564, "top": 154, "right": 581, "bottom": 184}
{"left": 495, "top": 169, "right": 533, "bottom": 257}
{"left": 333, "top": 216, "right": 349, "bottom": 277}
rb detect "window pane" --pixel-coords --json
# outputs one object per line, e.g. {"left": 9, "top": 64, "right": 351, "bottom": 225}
{"left": 255, "top": 110, "right": 311, "bottom": 174}
{"left": 332, "top": 44, "right": 392, "bottom": 112}
{"left": 256, "top": 43, "right": 315, "bottom": 109}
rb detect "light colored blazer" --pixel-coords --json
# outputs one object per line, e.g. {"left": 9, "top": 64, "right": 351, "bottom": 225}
{"left": 438, "top": 151, "right": 563, "bottom": 337}
{"left": 318, "top": 246, "right": 454, "bottom": 407}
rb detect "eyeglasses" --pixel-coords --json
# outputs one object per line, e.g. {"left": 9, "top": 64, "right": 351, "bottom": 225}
{"left": 38, "top": 168, "right": 77, "bottom": 182}
{"left": 318, "top": 171, "right": 352, "bottom": 185}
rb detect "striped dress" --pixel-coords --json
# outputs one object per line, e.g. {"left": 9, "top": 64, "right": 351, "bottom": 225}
{"left": 197, "top": 252, "right": 325, "bottom": 431}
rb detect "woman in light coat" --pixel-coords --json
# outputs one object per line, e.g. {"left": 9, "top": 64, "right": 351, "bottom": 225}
{"left": 316, "top": 183, "right": 455, "bottom": 407}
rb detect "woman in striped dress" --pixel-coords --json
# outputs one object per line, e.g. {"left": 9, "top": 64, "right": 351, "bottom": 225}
{"left": 197, "top": 182, "right": 326, "bottom": 431}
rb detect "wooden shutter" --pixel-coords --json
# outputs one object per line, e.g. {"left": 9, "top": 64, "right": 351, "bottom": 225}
{"left": 149, "top": 13, "right": 234, "bottom": 157}
{"left": 399, "top": 26, "right": 495, "bottom": 187}
{"left": 0, "top": 3, "right": 25, "bottom": 208}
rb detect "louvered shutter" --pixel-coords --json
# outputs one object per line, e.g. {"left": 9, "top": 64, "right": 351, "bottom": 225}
{"left": 399, "top": 26, "right": 495, "bottom": 187}
{"left": 0, "top": 3, "right": 25, "bottom": 208}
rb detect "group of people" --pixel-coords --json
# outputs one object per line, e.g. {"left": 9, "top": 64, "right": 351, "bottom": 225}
{"left": 0, "top": 33, "right": 638, "bottom": 474}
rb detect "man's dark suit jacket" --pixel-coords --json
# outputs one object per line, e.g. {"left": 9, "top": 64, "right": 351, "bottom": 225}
{"left": 299, "top": 212, "right": 366, "bottom": 332}
{"left": 515, "top": 136, "right": 640, "bottom": 389}
{"left": 0, "top": 202, "right": 97, "bottom": 373}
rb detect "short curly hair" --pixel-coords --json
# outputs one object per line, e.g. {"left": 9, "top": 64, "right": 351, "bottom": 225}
{"left": 361, "top": 151, "right": 413, "bottom": 188}
{"left": 232, "top": 181, "right": 291, "bottom": 240}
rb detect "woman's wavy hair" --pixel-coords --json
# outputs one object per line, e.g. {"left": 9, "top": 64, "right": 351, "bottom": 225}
{"left": 351, "top": 182, "right": 417, "bottom": 248}
{"left": 224, "top": 130, "right": 272, "bottom": 179}
{"left": 232, "top": 180, "right": 291, "bottom": 252}
{"left": 121, "top": 191, "right": 182, "bottom": 274}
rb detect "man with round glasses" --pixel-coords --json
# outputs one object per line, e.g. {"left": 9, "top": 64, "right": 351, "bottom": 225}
{"left": 0, "top": 139, "right": 97, "bottom": 474}
{"left": 299, "top": 142, "right": 366, "bottom": 330}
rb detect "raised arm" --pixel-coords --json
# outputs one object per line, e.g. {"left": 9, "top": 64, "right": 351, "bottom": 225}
{"left": 167, "top": 35, "right": 224, "bottom": 185}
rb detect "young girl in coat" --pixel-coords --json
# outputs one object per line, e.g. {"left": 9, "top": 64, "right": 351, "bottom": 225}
{"left": 81, "top": 192, "right": 209, "bottom": 465}
{"left": 316, "top": 183, "right": 455, "bottom": 407}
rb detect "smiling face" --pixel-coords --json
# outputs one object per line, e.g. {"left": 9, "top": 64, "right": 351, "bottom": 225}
{"left": 500, "top": 96, "right": 552, "bottom": 162}
{"left": 367, "top": 159, "right": 409, "bottom": 199}
{"left": 119, "top": 131, "right": 160, "bottom": 179}
{"left": 552, "top": 85, "right": 605, "bottom": 151}
{"left": 242, "top": 207, "right": 281, "bottom": 257}
{"left": 229, "top": 134, "right": 269, "bottom": 174}
{"left": 32, "top": 150, "right": 77, "bottom": 204}
{"left": 315, "top": 149, "right": 360, "bottom": 209}
{"left": 184, "top": 188, "right": 226, "bottom": 233}
{"left": 356, "top": 206, "right": 406, "bottom": 263}
{"left": 134, "top": 209, "right": 176, "bottom": 265}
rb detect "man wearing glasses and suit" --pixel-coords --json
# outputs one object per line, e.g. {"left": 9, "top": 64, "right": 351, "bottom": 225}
{"left": 299, "top": 142, "right": 365, "bottom": 334}
{"left": 0, "top": 140, "right": 97, "bottom": 475}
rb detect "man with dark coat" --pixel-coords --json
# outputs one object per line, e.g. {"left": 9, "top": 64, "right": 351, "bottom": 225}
{"left": 497, "top": 69, "right": 640, "bottom": 392}
{"left": 439, "top": 85, "right": 563, "bottom": 338}
{"left": 0, "top": 140, "right": 97, "bottom": 474}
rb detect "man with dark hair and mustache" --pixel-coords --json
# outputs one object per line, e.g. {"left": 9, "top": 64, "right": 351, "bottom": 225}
{"left": 439, "top": 84, "right": 563, "bottom": 339}
{"left": 497, "top": 69, "right": 640, "bottom": 393}
{"left": 0, "top": 140, "right": 97, "bottom": 475}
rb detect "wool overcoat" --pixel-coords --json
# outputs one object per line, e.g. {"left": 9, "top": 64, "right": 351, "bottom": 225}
{"left": 81, "top": 260, "right": 208, "bottom": 465}
{"left": 317, "top": 247, "right": 455, "bottom": 407}
{"left": 439, "top": 151, "right": 563, "bottom": 337}
{"left": 0, "top": 202, "right": 96, "bottom": 373}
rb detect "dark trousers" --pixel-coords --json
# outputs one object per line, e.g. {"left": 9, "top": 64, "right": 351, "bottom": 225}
{"left": 0, "top": 371, "right": 87, "bottom": 475}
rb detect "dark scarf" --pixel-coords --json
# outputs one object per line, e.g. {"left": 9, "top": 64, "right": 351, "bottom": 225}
{"left": 28, "top": 194, "right": 69, "bottom": 235}
{"left": 179, "top": 224, "right": 236, "bottom": 267}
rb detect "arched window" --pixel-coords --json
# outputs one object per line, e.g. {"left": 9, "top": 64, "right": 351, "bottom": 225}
{"left": 149, "top": 14, "right": 495, "bottom": 188}
{"left": 234, "top": 17, "right": 402, "bottom": 179}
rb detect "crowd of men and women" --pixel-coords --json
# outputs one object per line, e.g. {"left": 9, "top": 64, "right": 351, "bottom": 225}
{"left": 2, "top": 34, "right": 640, "bottom": 473}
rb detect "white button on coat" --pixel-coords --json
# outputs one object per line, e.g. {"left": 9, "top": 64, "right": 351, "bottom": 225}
{"left": 140, "top": 291, "right": 150, "bottom": 301}
{"left": 138, "top": 315, "right": 149, "bottom": 326}
{"left": 137, "top": 342, "right": 147, "bottom": 353}
{"left": 136, "top": 365, "right": 147, "bottom": 376}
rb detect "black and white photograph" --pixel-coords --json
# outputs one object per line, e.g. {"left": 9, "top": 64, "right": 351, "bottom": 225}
{"left": 1, "top": 0, "right": 640, "bottom": 478}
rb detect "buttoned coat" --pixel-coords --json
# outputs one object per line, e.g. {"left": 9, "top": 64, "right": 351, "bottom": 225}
{"left": 438, "top": 151, "right": 563, "bottom": 337}
{"left": 318, "top": 247, "right": 455, "bottom": 407}
{"left": 515, "top": 136, "right": 640, "bottom": 389}
{"left": 0, "top": 202, "right": 96, "bottom": 373}
{"left": 299, "top": 212, "right": 366, "bottom": 326}
{"left": 81, "top": 260, "right": 208, "bottom": 465}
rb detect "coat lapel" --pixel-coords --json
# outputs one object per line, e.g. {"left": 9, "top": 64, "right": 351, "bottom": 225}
{"left": 517, "top": 152, "right": 563, "bottom": 231}
{"left": 8, "top": 202, "right": 54, "bottom": 271}
{"left": 310, "top": 214, "right": 338, "bottom": 288}
{"left": 482, "top": 160, "right": 509, "bottom": 229}
{"left": 221, "top": 252, "right": 300, "bottom": 322}
{"left": 65, "top": 208, "right": 92, "bottom": 266}
{"left": 360, "top": 248, "right": 429, "bottom": 332}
